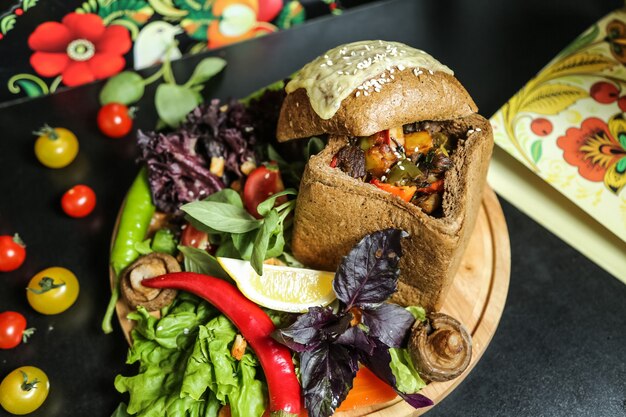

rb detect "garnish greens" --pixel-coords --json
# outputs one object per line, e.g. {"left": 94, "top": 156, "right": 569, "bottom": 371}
{"left": 113, "top": 293, "right": 266, "bottom": 417}
{"left": 274, "top": 229, "right": 432, "bottom": 417}
{"left": 181, "top": 188, "right": 297, "bottom": 275}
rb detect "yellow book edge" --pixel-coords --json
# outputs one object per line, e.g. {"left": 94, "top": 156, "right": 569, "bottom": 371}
{"left": 488, "top": 146, "right": 626, "bottom": 285}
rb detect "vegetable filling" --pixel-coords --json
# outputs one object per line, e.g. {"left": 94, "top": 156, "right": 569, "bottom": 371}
{"left": 331, "top": 120, "right": 467, "bottom": 215}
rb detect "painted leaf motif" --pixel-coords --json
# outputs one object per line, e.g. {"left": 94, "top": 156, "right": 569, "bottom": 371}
{"left": 604, "top": 158, "right": 626, "bottom": 194}
{"left": 1, "top": 15, "right": 16, "bottom": 34}
{"left": 276, "top": 1, "right": 306, "bottom": 29}
{"left": 99, "top": 0, "right": 154, "bottom": 25}
{"left": 556, "top": 24, "right": 600, "bottom": 59}
{"left": 518, "top": 83, "right": 587, "bottom": 115}
{"left": 23, "top": 0, "right": 39, "bottom": 12}
{"left": 530, "top": 140, "right": 543, "bottom": 163}
{"left": 542, "top": 52, "right": 616, "bottom": 79}
{"left": 76, "top": 0, "right": 99, "bottom": 14}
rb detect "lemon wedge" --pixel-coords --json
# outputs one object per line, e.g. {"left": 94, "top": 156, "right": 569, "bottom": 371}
{"left": 217, "top": 257, "right": 336, "bottom": 313}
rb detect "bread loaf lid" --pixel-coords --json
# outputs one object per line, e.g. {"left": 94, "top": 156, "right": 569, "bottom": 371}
{"left": 277, "top": 40, "right": 478, "bottom": 141}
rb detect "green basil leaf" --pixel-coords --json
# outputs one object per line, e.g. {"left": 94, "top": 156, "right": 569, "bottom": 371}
{"left": 155, "top": 84, "right": 200, "bottom": 128}
{"left": 240, "top": 79, "right": 285, "bottom": 105}
{"left": 182, "top": 201, "right": 261, "bottom": 234}
{"left": 178, "top": 245, "right": 230, "bottom": 280}
{"left": 265, "top": 228, "right": 285, "bottom": 259}
{"left": 279, "top": 251, "right": 304, "bottom": 268}
{"left": 215, "top": 236, "right": 240, "bottom": 259}
{"left": 203, "top": 188, "right": 244, "bottom": 208}
{"left": 186, "top": 57, "right": 227, "bottom": 86}
{"left": 251, "top": 210, "right": 280, "bottom": 275}
{"left": 305, "top": 136, "right": 326, "bottom": 159}
{"left": 100, "top": 71, "right": 145, "bottom": 105}
{"left": 256, "top": 188, "right": 297, "bottom": 217}
{"left": 267, "top": 144, "right": 288, "bottom": 165}
{"left": 232, "top": 231, "right": 256, "bottom": 261}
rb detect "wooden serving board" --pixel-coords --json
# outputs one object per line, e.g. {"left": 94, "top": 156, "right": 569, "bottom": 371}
{"left": 110, "top": 185, "right": 510, "bottom": 416}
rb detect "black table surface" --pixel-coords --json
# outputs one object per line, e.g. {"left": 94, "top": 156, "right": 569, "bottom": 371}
{"left": 1, "top": 1, "right": 625, "bottom": 416}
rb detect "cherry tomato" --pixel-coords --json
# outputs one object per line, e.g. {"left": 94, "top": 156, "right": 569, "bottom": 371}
{"left": 181, "top": 223, "right": 210, "bottom": 251}
{"left": 0, "top": 235, "right": 26, "bottom": 272}
{"left": 33, "top": 126, "right": 78, "bottom": 168}
{"left": 0, "top": 366, "right": 49, "bottom": 415}
{"left": 26, "top": 267, "right": 79, "bottom": 315}
{"left": 61, "top": 185, "right": 96, "bottom": 218}
{"left": 0, "top": 312, "right": 34, "bottom": 350}
{"left": 243, "top": 163, "right": 286, "bottom": 219}
{"left": 97, "top": 103, "right": 134, "bottom": 138}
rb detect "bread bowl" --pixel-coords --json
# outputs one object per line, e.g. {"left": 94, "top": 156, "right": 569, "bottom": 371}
{"left": 276, "top": 40, "right": 494, "bottom": 310}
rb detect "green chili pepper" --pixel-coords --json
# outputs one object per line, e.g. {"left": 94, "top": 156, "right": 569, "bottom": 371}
{"left": 102, "top": 168, "right": 155, "bottom": 334}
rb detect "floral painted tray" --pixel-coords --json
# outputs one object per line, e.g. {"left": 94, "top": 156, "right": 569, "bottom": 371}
{"left": 489, "top": 5, "right": 626, "bottom": 282}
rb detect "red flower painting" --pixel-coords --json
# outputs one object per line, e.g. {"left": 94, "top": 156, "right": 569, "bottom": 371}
{"left": 28, "top": 13, "right": 131, "bottom": 87}
{"left": 557, "top": 116, "right": 626, "bottom": 194}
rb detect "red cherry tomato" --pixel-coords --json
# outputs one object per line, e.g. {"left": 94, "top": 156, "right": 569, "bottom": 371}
{"left": 61, "top": 185, "right": 96, "bottom": 218}
{"left": 97, "top": 103, "right": 133, "bottom": 138}
{"left": 243, "top": 163, "right": 286, "bottom": 219}
{"left": 0, "top": 312, "right": 34, "bottom": 349}
{"left": 181, "top": 223, "right": 212, "bottom": 253}
{"left": 0, "top": 234, "right": 26, "bottom": 272}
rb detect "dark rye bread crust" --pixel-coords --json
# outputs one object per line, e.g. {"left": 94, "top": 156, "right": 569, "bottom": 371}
{"left": 290, "top": 114, "right": 493, "bottom": 310}
{"left": 277, "top": 70, "right": 478, "bottom": 141}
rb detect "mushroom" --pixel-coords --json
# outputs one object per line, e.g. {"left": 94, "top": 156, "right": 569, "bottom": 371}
{"left": 408, "top": 312, "right": 472, "bottom": 382}
{"left": 120, "top": 252, "right": 180, "bottom": 311}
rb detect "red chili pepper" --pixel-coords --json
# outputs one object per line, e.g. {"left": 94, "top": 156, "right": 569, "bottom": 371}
{"left": 329, "top": 155, "right": 338, "bottom": 168}
{"left": 142, "top": 272, "right": 301, "bottom": 417}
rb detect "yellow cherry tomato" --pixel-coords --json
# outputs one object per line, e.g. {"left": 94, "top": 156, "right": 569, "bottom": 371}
{"left": 0, "top": 366, "right": 49, "bottom": 415}
{"left": 26, "top": 267, "right": 79, "bottom": 315}
{"left": 33, "top": 126, "right": 79, "bottom": 168}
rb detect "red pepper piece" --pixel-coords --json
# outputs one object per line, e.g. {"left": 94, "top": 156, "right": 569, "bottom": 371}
{"left": 329, "top": 155, "right": 338, "bottom": 168}
{"left": 373, "top": 130, "right": 391, "bottom": 145}
{"left": 416, "top": 178, "right": 444, "bottom": 194}
{"left": 370, "top": 179, "right": 417, "bottom": 202}
{"left": 143, "top": 272, "right": 301, "bottom": 417}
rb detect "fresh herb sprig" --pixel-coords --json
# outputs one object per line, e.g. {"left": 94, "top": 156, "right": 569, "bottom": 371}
{"left": 181, "top": 188, "right": 297, "bottom": 275}
{"left": 273, "top": 229, "right": 433, "bottom": 417}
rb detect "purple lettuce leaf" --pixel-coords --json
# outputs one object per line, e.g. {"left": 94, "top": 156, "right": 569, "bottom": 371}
{"left": 361, "top": 303, "right": 415, "bottom": 348}
{"left": 137, "top": 130, "right": 224, "bottom": 213}
{"left": 359, "top": 340, "right": 433, "bottom": 409}
{"left": 273, "top": 307, "right": 351, "bottom": 353}
{"left": 333, "top": 228, "right": 407, "bottom": 309}
{"left": 300, "top": 344, "right": 359, "bottom": 417}
{"left": 185, "top": 99, "right": 259, "bottom": 181}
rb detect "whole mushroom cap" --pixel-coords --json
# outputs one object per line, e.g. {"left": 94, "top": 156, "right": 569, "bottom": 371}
{"left": 408, "top": 312, "right": 472, "bottom": 382}
{"left": 120, "top": 252, "right": 180, "bottom": 311}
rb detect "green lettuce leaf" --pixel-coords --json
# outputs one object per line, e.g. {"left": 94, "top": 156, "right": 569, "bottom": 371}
{"left": 116, "top": 294, "right": 266, "bottom": 417}
{"left": 389, "top": 348, "right": 426, "bottom": 394}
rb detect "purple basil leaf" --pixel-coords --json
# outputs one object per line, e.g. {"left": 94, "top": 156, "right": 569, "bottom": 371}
{"left": 301, "top": 344, "right": 359, "bottom": 417}
{"left": 273, "top": 307, "right": 350, "bottom": 352}
{"left": 335, "top": 326, "right": 377, "bottom": 356}
{"left": 333, "top": 228, "right": 407, "bottom": 309}
{"left": 137, "top": 130, "right": 224, "bottom": 214}
{"left": 398, "top": 392, "right": 434, "bottom": 409}
{"left": 359, "top": 339, "right": 433, "bottom": 409}
{"left": 361, "top": 303, "right": 415, "bottom": 348}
